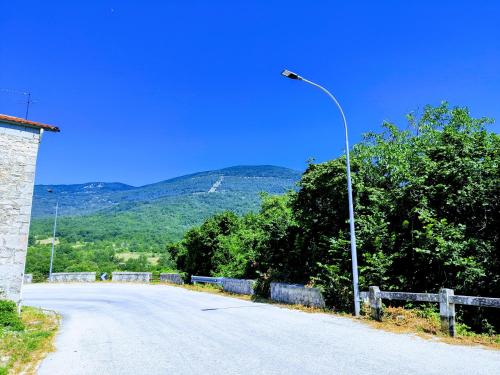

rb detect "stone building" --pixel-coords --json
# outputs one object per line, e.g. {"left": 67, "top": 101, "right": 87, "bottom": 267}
{"left": 0, "top": 114, "right": 59, "bottom": 304}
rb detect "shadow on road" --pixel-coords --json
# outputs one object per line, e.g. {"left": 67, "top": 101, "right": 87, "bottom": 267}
{"left": 201, "top": 305, "right": 264, "bottom": 311}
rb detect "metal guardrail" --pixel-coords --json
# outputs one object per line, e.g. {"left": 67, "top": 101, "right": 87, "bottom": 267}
{"left": 191, "top": 276, "right": 224, "bottom": 285}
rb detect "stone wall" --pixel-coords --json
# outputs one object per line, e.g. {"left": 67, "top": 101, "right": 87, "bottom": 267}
{"left": 112, "top": 272, "right": 151, "bottom": 283}
{"left": 270, "top": 282, "right": 325, "bottom": 308}
{"left": 0, "top": 123, "right": 41, "bottom": 304}
{"left": 23, "top": 274, "right": 33, "bottom": 284}
{"left": 49, "top": 272, "right": 96, "bottom": 283}
{"left": 222, "top": 278, "right": 255, "bottom": 295}
{"left": 159, "top": 273, "right": 183, "bottom": 285}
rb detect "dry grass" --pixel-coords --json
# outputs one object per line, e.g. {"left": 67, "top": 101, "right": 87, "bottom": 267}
{"left": 170, "top": 282, "right": 499, "bottom": 349}
{"left": 115, "top": 252, "right": 160, "bottom": 265}
{"left": 35, "top": 238, "right": 59, "bottom": 245}
{"left": 359, "top": 305, "right": 500, "bottom": 350}
{"left": 0, "top": 307, "right": 59, "bottom": 375}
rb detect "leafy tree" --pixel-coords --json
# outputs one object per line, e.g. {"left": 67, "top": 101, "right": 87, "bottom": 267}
{"left": 293, "top": 103, "right": 499, "bottom": 329}
{"left": 174, "top": 103, "right": 499, "bottom": 332}
{"left": 124, "top": 255, "right": 151, "bottom": 272}
{"left": 157, "top": 251, "right": 176, "bottom": 271}
{"left": 176, "top": 212, "right": 240, "bottom": 277}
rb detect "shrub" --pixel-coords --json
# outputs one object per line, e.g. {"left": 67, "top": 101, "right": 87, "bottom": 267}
{"left": 0, "top": 300, "right": 24, "bottom": 331}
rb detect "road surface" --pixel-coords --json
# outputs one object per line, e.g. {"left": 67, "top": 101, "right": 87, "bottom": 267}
{"left": 23, "top": 283, "right": 499, "bottom": 375}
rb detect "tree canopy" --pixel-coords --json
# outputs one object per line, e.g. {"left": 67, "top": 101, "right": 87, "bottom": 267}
{"left": 172, "top": 103, "right": 499, "bottom": 332}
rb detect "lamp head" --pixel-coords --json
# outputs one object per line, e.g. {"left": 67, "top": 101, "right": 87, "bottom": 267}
{"left": 281, "top": 69, "right": 302, "bottom": 80}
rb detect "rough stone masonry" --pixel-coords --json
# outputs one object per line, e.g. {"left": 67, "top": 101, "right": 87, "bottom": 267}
{"left": 0, "top": 115, "right": 59, "bottom": 305}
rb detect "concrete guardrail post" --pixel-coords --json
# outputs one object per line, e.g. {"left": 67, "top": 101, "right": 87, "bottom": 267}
{"left": 439, "top": 288, "right": 455, "bottom": 337}
{"left": 369, "top": 286, "right": 382, "bottom": 321}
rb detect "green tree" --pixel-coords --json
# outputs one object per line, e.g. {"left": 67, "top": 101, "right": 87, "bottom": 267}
{"left": 176, "top": 211, "right": 240, "bottom": 277}
{"left": 174, "top": 103, "right": 499, "bottom": 332}
{"left": 293, "top": 103, "right": 499, "bottom": 329}
{"left": 124, "top": 255, "right": 151, "bottom": 272}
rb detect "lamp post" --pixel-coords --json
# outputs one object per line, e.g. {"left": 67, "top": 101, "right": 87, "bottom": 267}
{"left": 281, "top": 69, "right": 360, "bottom": 316}
{"left": 47, "top": 189, "right": 58, "bottom": 279}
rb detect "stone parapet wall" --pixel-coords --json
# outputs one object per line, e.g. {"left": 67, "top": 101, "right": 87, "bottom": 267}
{"left": 49, "top": 272, "right": 96, "bottom": 283}
{"left": 23, "top": 274, "right": 33, "bottom": 284}
{"left": 222, "top": 278, "right": 255, "bottom": 295}
{"left": 0, "top": 123, "right": 41, "bottom": 303}
{"left": 270, "top": 282, "right": 325, "bottom": 308}
{"left": 112, "top": 272, "right": 151, "bottom": 283}
{"left": 159, "top": 273, "right": 183, "bottom": 285}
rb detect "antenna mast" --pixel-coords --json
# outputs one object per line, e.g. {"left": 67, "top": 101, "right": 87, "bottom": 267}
{"left": 25, "top": 92, "right": 32, "bottom": 119}
{"left": 0, "top": 88, "right": 35, "bottom": 119}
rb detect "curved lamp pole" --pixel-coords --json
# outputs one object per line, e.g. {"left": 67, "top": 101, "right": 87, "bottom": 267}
{"left": 281, "top": 69, "right": 360, "bottom": 316}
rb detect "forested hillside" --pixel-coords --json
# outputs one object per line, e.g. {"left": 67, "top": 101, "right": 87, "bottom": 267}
{"left": 29, "top": 165, "right": 301, "bottom": 248}
{"left": 26, "top": 166, "right": 301, "bottom": 282}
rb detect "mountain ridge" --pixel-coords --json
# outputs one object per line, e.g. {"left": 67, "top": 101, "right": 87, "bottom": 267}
{"left": 30, "top": 165, "right": 302, "bottom": 248}
{"left": 32, "top": 165, "right": 301, "bottom": 218}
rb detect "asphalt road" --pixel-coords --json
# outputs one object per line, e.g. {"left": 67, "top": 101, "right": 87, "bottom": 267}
{"left": 23, "top": 283, "right": 499, "bottom": 375}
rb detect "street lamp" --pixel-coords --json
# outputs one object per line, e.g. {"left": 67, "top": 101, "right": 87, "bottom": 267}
{"left": 281, "top": 69, "right": 361, "bottom": 316}
{"left": 47, "top": 189, "right": 59, "bottom": 279}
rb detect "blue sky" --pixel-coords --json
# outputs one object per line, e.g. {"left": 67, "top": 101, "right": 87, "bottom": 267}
{"left": 1, "top": 1, "right": 499, "bottom": 185}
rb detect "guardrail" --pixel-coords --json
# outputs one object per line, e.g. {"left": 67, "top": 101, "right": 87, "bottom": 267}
{"left": 360, "top": 286, "right": 500, "bottom": 336}
{"left": 191, "top": 276, "right": 224, "bottom": 285}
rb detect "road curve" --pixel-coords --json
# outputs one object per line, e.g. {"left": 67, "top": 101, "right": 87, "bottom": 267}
{"left": 23, "top": 283, "right": 499, "bottom": 375}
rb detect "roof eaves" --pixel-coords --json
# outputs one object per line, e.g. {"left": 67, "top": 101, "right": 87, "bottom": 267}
{"left": 0, "top": 114, "right": 60, "bottom": 132}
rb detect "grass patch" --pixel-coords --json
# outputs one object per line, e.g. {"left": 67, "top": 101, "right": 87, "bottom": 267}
{"left": 115, "top": 252, "right": 160, "bottom": 265}
{"left": 35, "top": 238, "right": 59, "bottom": 245}
{"left": 0, "top": 301, "right": 24, "bottom": 332}
{"left": 168, "top": 283, "right": 499, "bottom": 349}
{"left": 359, "top": 305, "right": 500, "bottom": 349}
{"left": 0, "top": 306, "right": 59, "bottom": 374}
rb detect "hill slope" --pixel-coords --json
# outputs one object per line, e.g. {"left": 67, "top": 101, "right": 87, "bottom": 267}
{"left": 30, "top": 165, "right": 301, "bottom": 248}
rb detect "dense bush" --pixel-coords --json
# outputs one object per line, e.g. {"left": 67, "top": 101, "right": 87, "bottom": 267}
{"left": 173, "top": 103, "right": 499, "bottom": 332}
{"left": 291, "top": 103, "right": 499, "bottom": 330}
{"left": 0, "top": 300, "right": 24, "bottom": 331}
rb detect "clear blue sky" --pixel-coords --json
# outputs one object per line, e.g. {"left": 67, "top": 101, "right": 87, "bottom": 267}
{"left": 1, "top": 1, "right": 499, "bottom": 185}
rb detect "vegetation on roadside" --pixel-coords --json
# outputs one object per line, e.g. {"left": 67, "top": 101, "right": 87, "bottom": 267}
{"left": 0, "top": 302, "right": 24, "bottom": 332}
{"left": 170, "top": 103, "right": 499, "bottom": 334}
{"left": 25, "top": 240, "right": 177, "bottom": 282}
{"left": 359, "top": 305, "right": 500, "bottom": 349}
{"left": 175, "top": 282, "right": 500, "bottom": 349}
{"left": 0, "top": 302, "right": 59, "bottom": 375}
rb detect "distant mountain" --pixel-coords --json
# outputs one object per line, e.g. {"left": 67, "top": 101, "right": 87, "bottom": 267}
{"left": 30, "top": 165, "right": 301, "bottom": 247}
{"left": 32, "top": 182, "right": 134, "bottom": 217}
{"left": 32, "top": 165, "right": 301, "bottom": 218}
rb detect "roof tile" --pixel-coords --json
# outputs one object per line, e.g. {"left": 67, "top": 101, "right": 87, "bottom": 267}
{"left": 0, "top": 114, "right": 60, "bottom": 132}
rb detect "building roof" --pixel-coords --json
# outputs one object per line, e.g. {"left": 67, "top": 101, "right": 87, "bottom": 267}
{"left": 0, "top": 114, "right": 60, "bottom": 132}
